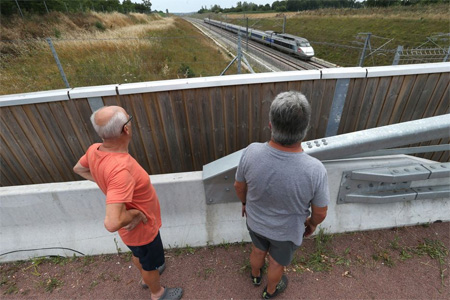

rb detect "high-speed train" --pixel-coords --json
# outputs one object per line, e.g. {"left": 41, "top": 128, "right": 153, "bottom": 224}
{"left": 204, "top": 18, "right": 314, "bottom": 60}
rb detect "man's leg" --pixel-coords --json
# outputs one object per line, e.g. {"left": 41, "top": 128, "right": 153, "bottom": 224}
{"left": 132, "top": 255, "right": 164, "bottom": 298}
{"left": 250, "top": 244, "right": 267, "bottom": 278}
{"left": 266, "top": 254, "right": 284, "bottom": 294}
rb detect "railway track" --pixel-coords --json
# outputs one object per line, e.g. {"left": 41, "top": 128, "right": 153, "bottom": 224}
{"left": 187, "top": 17, "right": 336, "bottom": 71}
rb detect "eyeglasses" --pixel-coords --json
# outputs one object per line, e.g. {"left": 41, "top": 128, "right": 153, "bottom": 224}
{"left": 122, "top": 115, "right": 133, "bottom": 132}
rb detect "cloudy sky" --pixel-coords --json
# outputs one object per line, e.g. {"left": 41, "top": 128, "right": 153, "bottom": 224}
{"left": 149, "top": 0, "right": 273, "bottom": 13}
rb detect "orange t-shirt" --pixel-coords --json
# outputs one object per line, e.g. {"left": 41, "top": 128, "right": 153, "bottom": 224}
{"left": 79, "top": 143, "right": 162, "bottom": 246}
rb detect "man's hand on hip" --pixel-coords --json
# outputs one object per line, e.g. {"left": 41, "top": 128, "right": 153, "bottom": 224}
{"left": 123, "top": 209, "right": 148, "bottom": 231}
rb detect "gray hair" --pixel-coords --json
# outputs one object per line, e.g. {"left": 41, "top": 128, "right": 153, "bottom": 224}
{"left": 90, "top": 107, "right": 128, "bottom": 140}
{"left": 269, "top": 91, "right": 311, "bottom": 145}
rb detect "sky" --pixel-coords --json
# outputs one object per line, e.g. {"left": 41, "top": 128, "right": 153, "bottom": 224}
{"left": 149, "top": 0, "right": 273, "bottom": 14}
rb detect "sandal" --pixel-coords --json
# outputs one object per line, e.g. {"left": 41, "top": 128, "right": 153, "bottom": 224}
{"left": 159, "top": 287, "right": 183, "bottom": 300}
{"left": 140, "top": 263, "right": 167, "bottom": 289}
{"left": 251, "top": 268, "right": 263, "bottom": 286}
{"left": 262, "top": 275, "right": 288, "bottom": 299}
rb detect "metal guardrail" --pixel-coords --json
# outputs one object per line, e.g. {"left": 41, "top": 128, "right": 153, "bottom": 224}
{"left": 203, "top": 114, "right": 450, "bottom": 205}
{"left": 337, "top": 162, "right": 450, "bottom": 204}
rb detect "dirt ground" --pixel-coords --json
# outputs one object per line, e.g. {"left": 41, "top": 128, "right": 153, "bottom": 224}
{"left": 1, "top": 222, "right": 449, "bottom": 300}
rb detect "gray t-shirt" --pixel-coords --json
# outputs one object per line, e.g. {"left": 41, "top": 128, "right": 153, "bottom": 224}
{"left": 235, "top": 142, "right": 330, "bottom": 246}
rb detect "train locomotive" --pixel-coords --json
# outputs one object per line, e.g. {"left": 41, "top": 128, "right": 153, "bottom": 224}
{"left": 204, "top": 18, "right": 314, "bottom": 60}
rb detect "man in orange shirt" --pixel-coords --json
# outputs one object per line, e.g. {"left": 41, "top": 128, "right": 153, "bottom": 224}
{"left": 73, "top": 105, "right": 182, "bottom": 300}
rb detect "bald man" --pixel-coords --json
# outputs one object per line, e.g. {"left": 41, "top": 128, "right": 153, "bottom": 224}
{"left": 74, "top": 106, "right": 183, "bottom": 300}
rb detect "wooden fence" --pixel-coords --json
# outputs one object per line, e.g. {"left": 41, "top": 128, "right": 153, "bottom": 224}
{"left": 1, "top": 63, "right": 449, "bottom": 186}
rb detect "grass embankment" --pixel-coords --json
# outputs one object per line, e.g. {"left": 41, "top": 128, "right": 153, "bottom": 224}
{"left": 0, "top": 12, "right": 238, "bottom": 95}
{"left": 220, "top": 4, "right": 449, "bottom": 66}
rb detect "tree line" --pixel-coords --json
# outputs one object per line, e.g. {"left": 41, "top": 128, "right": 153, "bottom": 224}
{"left": 198, "top": 0, "right": 449, "bottom": 14}
{"left": 1, "top": 0, "right": 152, "bottom": 16}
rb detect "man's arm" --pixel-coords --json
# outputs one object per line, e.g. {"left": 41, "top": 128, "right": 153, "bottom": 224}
{"left": 73, "top": 161, "right": 95, "bottom": 182}
{"left": 304, "top": 204, "right": 328, "bottom": 237}
{"left": 104, "top": 203, "right": 147, "bottom": 232}
{"left": 234, "top": 180, "right": 248, "bottom": 217}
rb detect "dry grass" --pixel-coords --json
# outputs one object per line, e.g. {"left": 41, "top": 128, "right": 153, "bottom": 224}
{"left": 0, "top": 13, "right": 241, "bottom": 95}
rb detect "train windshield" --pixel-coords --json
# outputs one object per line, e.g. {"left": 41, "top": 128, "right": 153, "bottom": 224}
{"left": 297, "top": 41, "right": 311, "bottom": 47}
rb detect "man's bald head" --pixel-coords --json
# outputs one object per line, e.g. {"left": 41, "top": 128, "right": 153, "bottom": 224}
{"left": 90, "top": 106, "right": 128, "bottom": 140}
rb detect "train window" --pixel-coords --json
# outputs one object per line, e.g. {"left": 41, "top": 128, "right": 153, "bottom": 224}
{"left": 298, "top": 41, "right": 311, "bottom": 47}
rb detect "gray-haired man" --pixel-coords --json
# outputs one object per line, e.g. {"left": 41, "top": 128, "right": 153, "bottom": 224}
{"left": 234, "top": 91, "right": 330, "bottom": 299}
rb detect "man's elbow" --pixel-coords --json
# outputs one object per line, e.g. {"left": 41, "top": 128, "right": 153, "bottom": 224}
{"left": 104, "top": 218, "right": 121, "bottom": 233}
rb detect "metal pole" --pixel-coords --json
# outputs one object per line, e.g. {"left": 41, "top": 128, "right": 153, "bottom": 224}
{"left": 246, "top": 17, "right": 249, "bottom": 52}
{"left": 237, "top": 30, "right": 242, "bottom": 74}
{"left": 444, "top": 46, "right": 450, "bottom": 62}
{"left": 393, "top": 45, "right": 403, "bottom": 65}
{"left": 283, "top": 15, "right": 286, "bottom": 34}
{"left": 46, "top": 38, "right": 70, "bottom": 89}
{"left": 14, "top": 0, "right": 23, "bottom": 18}
{"left": 43, "top": 1, "right": 50, "bottom": 14}
{"left": 358, "top": 33, "right": 371, "bottom": 67}
{"left": 305, "top": 114, "right": 450, "bottom": 161}
{"left": 64, "top": 2, "right": 69, "bottom": 13}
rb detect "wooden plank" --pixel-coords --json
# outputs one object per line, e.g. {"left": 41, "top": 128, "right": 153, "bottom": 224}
{"left": 274, "top": 81, "right": 288, "bottom": 97}
{"left": 399, "top": 74, "right": 428, "bottom": 123}
{"left": 115, "top": 95, "right": 142, "bottom": 166}
{"left": 388, "top": 75, "right": 417, "bottom": 125}
{"left": 1, "top": 168, "right": 13, "bottom": 187}
{"left": 210, "top": 88, "right": 226, "bottom": 160}
{"left": 145, "top": 93, "right": 172, "bottom": 174}
{"left": 196, "top": 88, "right": 215, "bottom": 164}
{"left": 222, "top": 86, "right": 237, "bottom": 153}
{"left": 154, "top": 92, "right": 183, "bottom": 173}
{"left": 309, "top": 79, "right": 326, "bottom": 139}
{"left": 48, "top": 101, "right": 86, "bottom": 173}
{"left": 63, "top": 99, "right": 96, "bottom": 153}
{"left": 183, "top": 89, "right": 204, "bottom": 170}
{"left": 410, "top": 73, "right": 440, "bottom": 120}
{"left": 248, "top": 83, "right": 262, "bottom": 143}
{"left": 73, "top": 98, "right": 100, "bottom": 145}
{"left": 0, "top": 136, "right": 27, "bottom": 186}
{"left": 132, "top": 93, "right": 162, "bottom": 174}
{"left": 376, "top": 76, "right": 404, "bottom": 127}
{"left": 299, "top": 80, "right": 314, "bottom": 107}
{"left": 416, "top": 83, "right": 449, "bottom": 151}
{"left": 287, "top": 80, "right": 302, "bottom": 93}
{"left": 340, "top": 78, "right": 367, "bottom": 133}
{"left": 11, "top": 104, "right": 66, "bottom": 182}
{"left": 316, "top": 79, "right": 336, "bottom": 138}
{"left": 365, "top": 77, "right": 391, "bottom": 129}
{"left": 123, "top": 94, "right": 152, "bottom": 173}
{"left": 0, "top": 108, "right": 45, "bottom": 183}
{"left": 260, "top": 83, "right": 275, "bottom": 142}
{"left": 355, "top": 78, "right": 379, "bottom": 131}
{"left": 34, "top": 103, "right": 77, "bottom": 180}
{"left": 21, "top": 104, "right": 69, "bottom": 181}
{"left": 422, "top": 73, "right": 449, "bottom": 119}
{"left": 236, "top": 85, "right": 250, "bottom": 150}
{"left": 170, "top": 90, "right": 195, "bottom": 171}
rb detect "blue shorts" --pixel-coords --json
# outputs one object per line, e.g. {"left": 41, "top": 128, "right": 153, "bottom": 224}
{"left": 248, "top": 225, "right": 298, "bottom": 266}
{"left": 127, "top": 232, "right": 165, "bottom": 271}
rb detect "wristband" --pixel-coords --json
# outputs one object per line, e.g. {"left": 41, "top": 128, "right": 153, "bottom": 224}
{"left": 242, "top": 202, "right": 246, "bottom": 205}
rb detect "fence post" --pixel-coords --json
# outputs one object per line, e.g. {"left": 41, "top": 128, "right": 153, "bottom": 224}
{"left": 444, "top": 46, "right": 450, "bottom": 62}
{"left": 14, "top": 0, "right": 23, "bottom": 18}
{"left": 358, "top": 33, "right": 371, "bottom": 67}
{"left": 46, "top": 38, "right": 70, "bottom": 89}
{"left": 237, "top": 30, "right": 242, "bottom": 74}
{"left": 392, "top": 45, "right": 403, "bottom": 65}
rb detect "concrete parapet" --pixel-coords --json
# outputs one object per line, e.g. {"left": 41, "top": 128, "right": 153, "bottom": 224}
{"left": 1, "top": 155, "right": 449, "bottom": 262}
